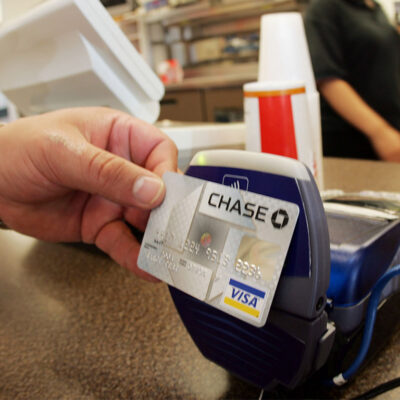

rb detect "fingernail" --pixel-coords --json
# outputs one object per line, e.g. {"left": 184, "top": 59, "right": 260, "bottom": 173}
{"left": 133, "top": 176, "right": 164, "bottom": 206}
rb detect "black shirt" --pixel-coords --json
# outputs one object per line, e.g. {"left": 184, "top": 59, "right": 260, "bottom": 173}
{"left": 304, "top": 0, "right": 400, "bottom": 159}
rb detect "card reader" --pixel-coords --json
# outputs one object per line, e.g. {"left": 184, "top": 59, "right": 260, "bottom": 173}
{"left": 168, "top": 150, "right": 400, "bottom": 390}
{"left": 169, "top": 149, "right": 331, "bottom": 389}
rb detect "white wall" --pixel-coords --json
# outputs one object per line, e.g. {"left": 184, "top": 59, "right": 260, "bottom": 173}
{"left": 0, "top": 0, "right": 48, "bottom": 25}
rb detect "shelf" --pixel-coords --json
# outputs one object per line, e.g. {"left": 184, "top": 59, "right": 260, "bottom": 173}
{"left": 195, "top": 15, "right": 260, "bottom": 37}
{"left": 116, "top": 8, "right": 146, "bottom": 26}
{"left": 156, "top": 0, "right": 298, "bottom": 26}
{"left": 126, "top": 32, "right": 140, "bottom": 41}
{"left": 143, "top": 1, "right": 209, "bottom": 24}
{"left": 148, "top": 14, "right": 261, "bottom": 45}
{"left": 117, "top": 0, "right": 298, "bottom": 26}
{"left": 112, "top": 0, "right": 300, "bottom": 71}
{"left": 164, "top": 68, "right": 258, "bottom": 91}
{"left": 151, "top": 29, "right": 258, "bottom": 44}
{"left": 184, "top": 52, "right": 258, "bottom": 70}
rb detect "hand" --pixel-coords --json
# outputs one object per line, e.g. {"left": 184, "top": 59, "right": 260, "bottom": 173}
{"left": 0, "top": 107, "right": 178, "bottom": 281}
{"left": 369, "top": 126, "right": 400, "bottom": 162}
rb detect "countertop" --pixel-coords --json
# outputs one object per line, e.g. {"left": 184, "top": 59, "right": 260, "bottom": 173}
{"left": 0, "top": 157, "right": 399, "bottom": 400}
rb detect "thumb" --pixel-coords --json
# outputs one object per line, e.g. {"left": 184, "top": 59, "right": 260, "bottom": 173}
{"left": 52, "top": 142, "right": 165, "bottom": 209}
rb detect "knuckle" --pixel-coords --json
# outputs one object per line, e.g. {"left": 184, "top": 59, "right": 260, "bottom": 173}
{"left": 161, "top": 136, "right": 178, "bottom": 159}
{"left": 87, "top": 151, "right": 125, "bottom": 188}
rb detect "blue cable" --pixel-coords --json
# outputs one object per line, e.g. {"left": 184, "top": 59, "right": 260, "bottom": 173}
{"left": 330, "top": 264, "right": 400, "bottom": 386}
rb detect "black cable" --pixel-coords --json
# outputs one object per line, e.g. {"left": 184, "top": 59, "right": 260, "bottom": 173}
{"left": 351, "top": 377, "right": 400, "bottom": 400}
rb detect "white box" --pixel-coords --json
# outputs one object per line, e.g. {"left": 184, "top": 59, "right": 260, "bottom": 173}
{"left": 158, "top": 122, "right": 246, "bottom": 170}
{"left": 0, "top": 0, "right": 164, "bottom": 123}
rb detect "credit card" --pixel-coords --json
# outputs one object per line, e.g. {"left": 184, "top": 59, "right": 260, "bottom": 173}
{"left": 138, "top": 172, "right": 299, "bottom": 327}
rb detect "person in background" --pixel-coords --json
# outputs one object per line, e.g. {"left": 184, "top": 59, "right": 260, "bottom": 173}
{"left": 304, "top": 0, "right": 400, "bottom": 162}
{"left": 0, "top": 107, "right": 178, "bottom": 281}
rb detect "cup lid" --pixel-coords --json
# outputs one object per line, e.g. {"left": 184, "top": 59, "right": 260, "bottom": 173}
{"left": 243, "top": 80, "right": 306, "bottom": 93}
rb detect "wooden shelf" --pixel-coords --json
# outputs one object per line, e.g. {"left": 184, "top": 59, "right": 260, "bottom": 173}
{"left": 113, "top": 0, "right": 299, "bottom": 71}
{"left": 170, "top": 0, "right": 297, "bottom": 27}
{"left": 184, "top": 53, "right": 258, "bottom": 69}
{"left": 139, "top": 0, "right": 298, "bottom": 26}
{"left": 126, "top": 32, "right": 140, "bottom": 41}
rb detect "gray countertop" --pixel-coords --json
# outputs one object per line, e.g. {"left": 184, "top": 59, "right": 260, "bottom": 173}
{"left": 0, "top": 157, "right": 399, "bottom": 400}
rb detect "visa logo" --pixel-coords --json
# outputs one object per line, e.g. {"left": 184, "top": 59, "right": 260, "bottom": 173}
{"left": 231, "top": 288, "right": 258, "bottom": 308}
{"left": 223, "top": 278, "right": 266, "bottom": 319}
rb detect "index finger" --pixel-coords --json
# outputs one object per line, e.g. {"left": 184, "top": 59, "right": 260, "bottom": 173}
{"left": 106, "top": 112, "right": 178, "bottom": 176}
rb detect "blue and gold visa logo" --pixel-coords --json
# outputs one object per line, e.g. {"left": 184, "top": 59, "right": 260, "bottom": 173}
{"left": 222, "top": 279, "right": 266, "bottom": 319}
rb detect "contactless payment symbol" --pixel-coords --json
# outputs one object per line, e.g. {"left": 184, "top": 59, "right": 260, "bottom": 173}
{"left": 222, "top": 174, "right": 249, "bottom": 191}
{"left": 222, "top": 278, "right": 267, "bottom": 321}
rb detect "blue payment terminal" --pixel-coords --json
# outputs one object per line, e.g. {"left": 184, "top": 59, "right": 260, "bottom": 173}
{"left": 168, "top": 150, "right": 400, "bottom": 390}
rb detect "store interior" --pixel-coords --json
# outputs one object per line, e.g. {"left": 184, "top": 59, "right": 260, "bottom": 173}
{"left": 0, "top": 1, "right": 399, "bottom": 399}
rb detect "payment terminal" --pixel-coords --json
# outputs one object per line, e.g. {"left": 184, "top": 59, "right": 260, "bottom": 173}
{"left": 165, "top": 150, "right": 400, "bottom": 390}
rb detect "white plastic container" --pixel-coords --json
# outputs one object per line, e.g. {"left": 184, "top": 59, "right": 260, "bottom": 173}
{"left": 159, "top": 122, "right": 246, "bottom": 170}
{"left": 0, "top": 0, "right": 164, "bottom": 123}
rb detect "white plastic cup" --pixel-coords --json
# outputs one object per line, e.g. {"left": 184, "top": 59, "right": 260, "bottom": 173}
{"left": 257, "top": 12, "right": 324, "bottom": 188}
{"left": 244, "top": 80, "right": 315, "bottom": 178}
{"left": 258, "top": 12, "right": 316, "bottom": 93}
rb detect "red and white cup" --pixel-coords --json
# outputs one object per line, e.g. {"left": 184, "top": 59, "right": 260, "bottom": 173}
{"left": 244, "top": 80, "right": 315, "bottom": 178}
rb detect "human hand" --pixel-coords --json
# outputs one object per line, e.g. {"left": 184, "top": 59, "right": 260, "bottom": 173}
{"left": 0, "top": 107, "right": 178, "bottom": 281}
{"left": 369, "top": 126, "right": 400, "bottom": 163}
